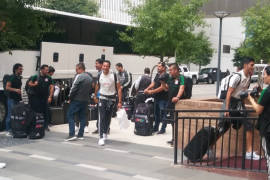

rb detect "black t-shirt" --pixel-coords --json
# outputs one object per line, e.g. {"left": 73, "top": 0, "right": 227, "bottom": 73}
{"left": 153, "top": 73, "right": 169, "bottom": 101}
{"left": 7, "top": 74, "right": 22, "bottom": 101}
{"left": 258, "top": 86, "right": 270, "bottom": 136}
{"left": 31, "top": 74, "right": 53, "bottom": 98}
{"left": 166, "top": 75, "right": 185, "bottom": 100}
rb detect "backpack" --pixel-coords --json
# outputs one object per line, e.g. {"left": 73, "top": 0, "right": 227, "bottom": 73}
{"left": 3, "top": 74, "right": 11, "bottom": 96}
{"left": 25, "top": 75, "right": 39, "bottom": 96}
{"left": 182, "top": 76, "right": 193, "bottom": 99}
{"left": 218, "top": 73, "right": 241, "bottom": 100}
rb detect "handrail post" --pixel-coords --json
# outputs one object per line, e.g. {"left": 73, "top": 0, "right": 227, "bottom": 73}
{"left": 174, "top": 111, "right": 179, "bottom": 165}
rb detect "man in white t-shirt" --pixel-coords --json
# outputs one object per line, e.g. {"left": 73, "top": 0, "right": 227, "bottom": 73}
{"left": 219, "top": 57, "right": 258, "bottom": 160}
{"left": 94, "top": 60, "right": 122, "bottom": 146}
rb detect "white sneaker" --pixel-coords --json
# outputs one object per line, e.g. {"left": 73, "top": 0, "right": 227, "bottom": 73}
{"left": 103, "top": 133, "right": 108, "bottom": 141}
{"left": 84, "top": 126, "right": 89, "bottom": 133}
{"left": 5, "top": 132, "right": 12, "bottom": 137}
{"left": 245, "top": 152, "right": 260, "bottom": 160}
{"left": 0, "top": 162, "right": 6, "bottom": 169}
{"left": 98, "top": 138, "right": 105, "bottom": 146}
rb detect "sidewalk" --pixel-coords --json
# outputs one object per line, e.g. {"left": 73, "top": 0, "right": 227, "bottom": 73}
{"left": 51, "top": 118, "right": 174, "bottom": 148}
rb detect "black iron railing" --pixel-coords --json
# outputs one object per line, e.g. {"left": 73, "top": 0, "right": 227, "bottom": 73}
{"left": 163, "top": 109, "right": 266, "bottom": 173}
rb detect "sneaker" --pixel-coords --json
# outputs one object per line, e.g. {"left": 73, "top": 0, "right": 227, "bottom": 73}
{"left": 0, "top": 162, "right": 6, "bottom": 169}
{"left": 98, "top": 138, "right": 105, "bottom": 146}
{"left": 77, "top": 136, "right": 84, "bottom": 140}
{"left": 207, "top": 149, "right": 215, "bottom": 161}
{"left": 157, "top": 130, "right": 165, "bottom": 134}
{"left": 167, "top": 140, "right": 174, "bottom": 146}
{"left": 92, "top": 129, "right": 99, "bottom": 134}
{"left": 5, "top": 132, "right": 12, "bottom": 137}
{"left": 84, "top": 126, "right": 89, "bottom": 133}
{"left": 245, "top": 152, "right": 260, "bottom": 160}
{"left": 103, "top": 133, "right": 108, "bottom": 141}
{"left": 65, "top": 135, "right": 77, "bottom": 141}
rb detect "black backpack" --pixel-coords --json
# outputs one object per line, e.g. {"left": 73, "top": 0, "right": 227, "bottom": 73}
{"left": 182, "top": 76, "right": 193, "bottom": 99}
{"left": 25, "top": 75, "right": 39, "bottom": 96}
{"left": 3, "top": 74, "right": 11, "bottom": 96}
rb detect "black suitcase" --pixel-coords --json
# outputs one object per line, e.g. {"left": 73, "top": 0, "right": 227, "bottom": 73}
{"left": 183, "top": 127, "right": 218, "bottom": 162}
{"left": 29, "top": 112, "right": 45, "bottom": 139}
{"left": 134, "top": 114, "right": 153, "bottom": 136}
{"left": 11, "top": 103, "right": 33, "bottom": 138}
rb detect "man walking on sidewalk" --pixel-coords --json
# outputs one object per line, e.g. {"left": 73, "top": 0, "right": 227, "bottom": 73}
{"left": 65, "top": 63, "right": 92, "bottom": 141}
{"left": 94, "top": 60, "right": 122, "bottom": 146}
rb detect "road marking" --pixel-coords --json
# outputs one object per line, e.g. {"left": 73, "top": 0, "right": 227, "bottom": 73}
{"left": 29, "top": 154, "right": 55, "bottom": 161}
{"left": 76, "top": 164, "right": 107, "bottom": 171}
{"left": 62, "top": 142, "right": 84, "bottom": 146}
{"left": 104, "top": 148, "right": 129, "bottom": 154}
{"left": 0, "top": 148, "right": 12, "bottom": 152}
{"left": 152, "top": 156, "right": 172, "bottom": 161}
{"left": 0, "top": 176, "right": 13, "bottom": 180}
{"left": 133, "top": 175, "right": 160, "bottom": 180}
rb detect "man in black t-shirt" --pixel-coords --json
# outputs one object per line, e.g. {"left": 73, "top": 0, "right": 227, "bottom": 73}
{"left": 5, "top": 63, "right": 23, "bottom": 136}
{"left": 144, "top": 62, "right": 169, "bottom": 134}
{"left": 248, "top": 66, "right": 270, "bottom": 178}
{"left": 28, "top": 64, "right": 54, "bottom": 130}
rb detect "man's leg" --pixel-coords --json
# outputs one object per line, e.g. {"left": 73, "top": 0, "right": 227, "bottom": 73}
{"left": 77, "top": 102, "right": 87, "bottom": 138}
{"left": 159, "top": 100, "right": 169, "bottom": 134}
{"left": 66, "top": 101, "right": 80, "bottom": 137}
{"left": 5, "top": 98, "right": 14, "bottom": 132}
{"left": 98, "top": 100, "right": 107, "bottom": 139}
{"left": 262, "top": 136, "right": 270, "bottom": 179}
{"left": 153, "top": 100, "right": 160, "bottom": 132}
{"left": 105, "top": 101, "right": 115, "bottom": 135}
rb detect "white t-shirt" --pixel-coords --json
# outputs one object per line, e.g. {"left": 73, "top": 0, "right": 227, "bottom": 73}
{"left": 230, "top": 70, "right": 251, "bottom": 99}
{"left": 99, "top": 71, "right": 119, "bottom": 96}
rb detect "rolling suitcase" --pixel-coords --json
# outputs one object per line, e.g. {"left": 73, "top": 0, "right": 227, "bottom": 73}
{"left": 183, "top": 127, "right": 218, "bottom": 162}
{"left": 29, "top": 112, "right": 45, "bottom": 139}
{"left": 11, "top": 103, "right": 33, "bottom": 138}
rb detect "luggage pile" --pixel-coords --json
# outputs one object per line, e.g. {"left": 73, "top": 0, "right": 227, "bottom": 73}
{"left": 11, "top": 102, "right": 45, "bottom": 139}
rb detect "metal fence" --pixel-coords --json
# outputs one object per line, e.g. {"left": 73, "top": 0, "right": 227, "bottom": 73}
{"left": 164, "top": 109, "right": 267, "bottom": 173}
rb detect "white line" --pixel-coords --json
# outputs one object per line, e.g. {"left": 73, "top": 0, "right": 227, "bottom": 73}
{"left": 104, "top": 148, "right": 129, "bottom": 154}
{"left": 29, "top": 154, "right": 55, "bottom": 161}
{"left": 152, "top": 156, "right": 172, "bottom": 162}
{"left": 133, "top": 175, "right": 160, "bottom": 180}
{"left": 76, "top": 164, "right": 107, "bottom": 171}
{"left": 0, "top": 148, "right": 12, "bottom": 152}
{"left": 62, "top": 142, "right": 84, "bottom": 146}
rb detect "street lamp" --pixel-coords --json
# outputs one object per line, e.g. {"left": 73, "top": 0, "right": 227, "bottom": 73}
{"left": 214, "top": 11, "right": 230, "bottom": 96}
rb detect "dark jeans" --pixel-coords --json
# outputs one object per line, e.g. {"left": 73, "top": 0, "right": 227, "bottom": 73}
{"left": 29, "top": 96, "right": 48, "bottom": 128}
{"left": 5, "top": 98, "right": 19, "bottom": 131}
{"left": 153, "top": 99, "right": 167, "bottom": 131}
{"left": 161, "top": 101, "right": 175, "bottom": 131}
{"left": 98, "top": 98, "right": 116, "bottom": 138}
{"left": 67, "top": 100, "right": 88, "bottom": 137}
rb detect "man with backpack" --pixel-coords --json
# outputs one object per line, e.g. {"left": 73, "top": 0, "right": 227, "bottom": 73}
{"left": 160, "top": 63, "right": 185, "bottom": 143}
{"left": 4, "top": 63, "right": 23, "bottom": 136}
{"left": 28, "top": 64, "right": 54, "bottom": 132}
{"left": 218, "top": 57, "right": 259, "bottom": 160}
{"left": 65, "top": 63, "right": 92, "bottom": 141}
{"left": 115, "top": 63, "right": 132, "bottom": 102}
{"left": 144, "top": 62, "right": 169, "bottom": 134}
{"left": 94, "top": 60, "right": 122, "bottom": 146}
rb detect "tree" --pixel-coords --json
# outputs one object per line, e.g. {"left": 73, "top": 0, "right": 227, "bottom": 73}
{"left": 240, "top": 0, "right": 270, "bottom": 62}
{"left": 44, "top": 0, "right": 98, "bottom": 16}
{"left": 0, "top": 0, "right": 55, "bottom": 51}
{"left": 119, "top": 0, "right": 212, "bottom": 63}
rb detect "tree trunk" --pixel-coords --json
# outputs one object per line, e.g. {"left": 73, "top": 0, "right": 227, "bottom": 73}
{"left": 160, "top": 56, "right": 164, "bottom": 62}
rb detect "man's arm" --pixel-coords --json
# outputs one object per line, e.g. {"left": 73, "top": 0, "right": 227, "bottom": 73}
{"left": 122, "top": 71, "right": 131, "bottom": 88}
{"left": 69, "top": 74, "right": 81, "bottom": 100}
{"left": 134, "top": 76, "right": 142, "bottom": 91}
{"left": 172, "top": 85, "right": 185, "bottom": 103}
{"left": 48, "top": 84, "right": 54, "bottom": 103}
{"left": 117, "top": 82, "right": 122, "bottom": 109}
{"left": 6, "top": 82, "right": 21, "bottom": 94}
{"left": 93, "top": 82, "right": 100, "bottom": 104}
{"left": 225, "top": 87, "right": 235, "bottom": 117}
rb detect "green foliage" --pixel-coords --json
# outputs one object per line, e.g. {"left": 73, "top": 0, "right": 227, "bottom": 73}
{"left": 0, "top": 0, "right": 55, "bottom": 51}
{"left": 120, "top": 0, "right": 212, "bottom": 65}
{"left": 240, "top": 0, "right": 270, "bottom": 62}
{"left": 232, "top": 45, "right": 246, "bottom": 68}
{"left": 45, "top": 0, "right": 98, "bottom": 16}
